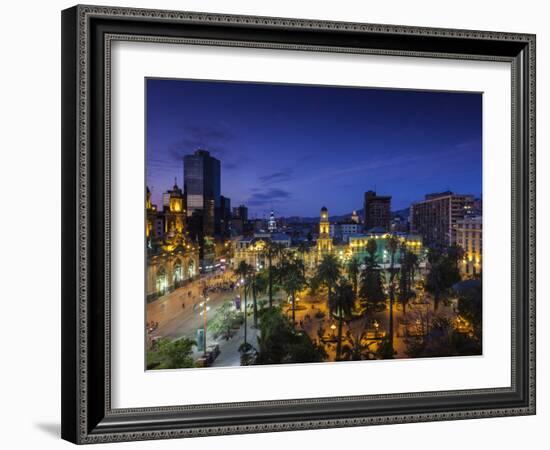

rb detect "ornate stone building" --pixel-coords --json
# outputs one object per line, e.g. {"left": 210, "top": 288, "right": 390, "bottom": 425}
{"left": 231, "top": 233, "right": 291, "bottom": 270}
{"left": 348, "top": 232, "right": 424, "bottom": 267}
{"left": 317, "top": 206, "right": 333, "bottom": 255}
{"left": 456, "top": 215, "right": 482, "bottom": 276}
{"left": 229, "top": 206, "right": 426, "bottom": 278}
{"left": 146, "top": 184, "right": 200, "bottom": 302}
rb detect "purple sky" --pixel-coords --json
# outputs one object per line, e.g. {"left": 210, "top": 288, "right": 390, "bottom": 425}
{"left": 146, "top": 79, "right": 482, "bottom": 218}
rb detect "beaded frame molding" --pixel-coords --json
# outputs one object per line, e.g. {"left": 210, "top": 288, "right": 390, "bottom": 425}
{"left": 61, "top": 4, "right": 536, "bottom": 444}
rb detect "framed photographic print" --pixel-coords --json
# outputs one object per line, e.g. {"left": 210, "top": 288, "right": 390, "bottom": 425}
{"left": 61, "top": 5, "right": 536, "bottom": 444}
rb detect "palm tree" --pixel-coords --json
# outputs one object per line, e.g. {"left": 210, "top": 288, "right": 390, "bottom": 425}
{"left": 346, "top": 257, "right": 360, "bottom": 297}
{"left": 447, "top": 243, "right": 465, "bottom": 274}
{"left": 315, "top": 253, "right": 341, "bottom": 306}
{"left": 398, "top": 247, "right": 419, "bottom": 313}
{"left": 385, "top": 235, "right": 399, "bottom": 358}
{"left": 425, "top": 248, "right": 444, "bottom": 312}
{"left": 341, "top": 317, "right": 376, "bottom": 361}
{"left": 425, "top": 247, "right": 462, "bottom": 312}
{"left": 263, "top": 241, "right": 285, "bottom": 308}
{"left": 330, "top": 279, "right": 355, "bottom": 360}
{"left": 250, "top": 270, "right": 268, "bottom": 327}
{"left": 235, "top": 261, "right": 253, "bottom": 345}
{"left": 280, "top": 259, "right": 307, "bottom": 325}
{"left": 276, "top": 246, "right": 291, "bottom": 287}
{"left": 359, "top": 239, "right": 385, "bottom": 312}
{"left": 296, "top": 241, "right": 310, "bottom": 276}
{"left": 366, "top": 238, "right": 378, "bottom": 262}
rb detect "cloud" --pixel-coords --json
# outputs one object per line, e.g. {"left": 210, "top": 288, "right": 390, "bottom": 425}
{"left": 167, "top": 124, "right": 236, "bottom": 161}
{"left": 224, "top": 161, "right": 239, "bottom": 170}
{"left": 454, "top": 139, "right": 481, "bottom": 150}
{"left": 299, "top": 147, "right": 467, "bottom": 186}
{"left": 160, "top": 124, "right": 255, "bottom": 171}
{"left": 258, "top": 170, "right": 293, "bottom": 184}
{"left": 246, "top": 188, "right": 291, "bottom": 206}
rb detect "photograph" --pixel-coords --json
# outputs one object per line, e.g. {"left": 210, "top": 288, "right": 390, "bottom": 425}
{"left": 54, "top": 3, "right": 537, "bottom": 445}
{"left": 145, "top": 79, "right": 483, "bottom": 370}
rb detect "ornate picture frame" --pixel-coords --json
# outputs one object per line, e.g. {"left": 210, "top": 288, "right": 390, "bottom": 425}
{"left": 61, "top": 5, "right": 536, "bottom": 444}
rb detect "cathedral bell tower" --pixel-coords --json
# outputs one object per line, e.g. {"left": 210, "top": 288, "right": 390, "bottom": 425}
{"left": 317, "top": 206, "right": 333, "bottom": 254}
{"left": 165, "top": 179, "right": 186, "bottom": 235}
{"left": 268, "top": 210, "right": 277, "bottom": 233}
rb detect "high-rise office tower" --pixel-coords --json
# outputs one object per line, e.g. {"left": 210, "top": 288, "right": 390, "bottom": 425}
{"left": 363, "top": 190, "right": 392, "bottom": 231}
{"left": 232, "top": 205, "right": 248, "bottom": 222}
{"left": 183, "top": 149, "right": 221, "bottom": 237}
{"left": 410, "top": 191, "right": 475, "bottom": 248}
{"left": 220, "top": 195, "right": 231, "bottom": 237}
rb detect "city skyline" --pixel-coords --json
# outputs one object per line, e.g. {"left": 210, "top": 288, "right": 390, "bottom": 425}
{"left": 146, "top": 78, "right": 484, "bottom": 370}
{"left": 146, "top": 78, "right": 482, "bottom": 217}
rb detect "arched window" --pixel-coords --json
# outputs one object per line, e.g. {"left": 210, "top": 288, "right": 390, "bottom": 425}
{"left": 156, "top": 266, "right": 167, "bottom": 296}
{"left": 188, "top": 259, "right": 196, "bottom": 278}
{"left": 173, "top": 259, "right": 182, "bottom": 285}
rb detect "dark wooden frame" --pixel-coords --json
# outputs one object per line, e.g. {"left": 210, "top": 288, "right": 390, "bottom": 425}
{"left": 61, "top": 4, "right": 536, "bottom": 444}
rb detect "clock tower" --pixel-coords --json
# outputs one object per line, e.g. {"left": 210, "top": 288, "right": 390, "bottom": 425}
{"left": 317, "top": 206, "right": 333, "bottom": 254}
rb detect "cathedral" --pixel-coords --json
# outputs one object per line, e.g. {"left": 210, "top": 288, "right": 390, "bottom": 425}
{"left": 146, "top": 183, "right": 200, "bottom": 302}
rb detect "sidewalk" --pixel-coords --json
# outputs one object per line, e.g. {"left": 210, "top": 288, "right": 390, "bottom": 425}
{"left": 208, "top": 321, "right": 260, "bottom": 368}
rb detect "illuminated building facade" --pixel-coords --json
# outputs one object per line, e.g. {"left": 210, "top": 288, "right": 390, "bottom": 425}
{"left": 228, "top": 205, "right": 426, "bottom": 275}
{"left": 146, "top": 184, "right": 200, "bottom": 302}
{"left": 146, "top": 187, "right": 157, "bottom": 241}
{"left": 348, "top": 232, "right": 424, "bottom": 266}
{"left": 163, "top": 180, "right": 185, "bottom": 235}
{"left": 410, "top": 191, "right": 475, "bottom": 248}
{"left": 146, "top": 249, "right": 199, "bottom": 302}
{"left": 335, "top": 222, "right": 361, "bottom": 242}
{"left": 456, "top": 215, "right": 482, "bottom": 276}
{"left": 268, "top": 210, "right": 277, "bottom": 232}
{"left": 317, "top": 206, "right": 333, "bottom": 254}
{"left": 363, "top": 190, "right": 392, "bottom": 231}
{"left": 232, "top": 233, "right": 291, "bottom": 270}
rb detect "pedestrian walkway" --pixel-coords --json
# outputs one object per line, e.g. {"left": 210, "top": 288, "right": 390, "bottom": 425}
{"left": 210, "top": 322, "right": 260, "bottom": 367}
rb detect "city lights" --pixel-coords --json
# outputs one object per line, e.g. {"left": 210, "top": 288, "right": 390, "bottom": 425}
{"left": 145, "top": 79, "right": 482, "bottom": 370}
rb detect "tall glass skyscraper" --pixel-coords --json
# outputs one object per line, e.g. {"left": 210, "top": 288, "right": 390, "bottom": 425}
{"left": 183, "top": 149, "right": 221, "bottom": 237}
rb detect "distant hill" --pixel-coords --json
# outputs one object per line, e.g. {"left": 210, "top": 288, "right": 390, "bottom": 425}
{"left": 392, "top": 208, "right": 410, "bottom": 220}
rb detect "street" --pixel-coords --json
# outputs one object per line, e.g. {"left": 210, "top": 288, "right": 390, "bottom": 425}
{"left": 147, "top": 269, "right": 261, "bottom": 366}
{"left": 148, "top": 268, "right": 461, "bottom": 367}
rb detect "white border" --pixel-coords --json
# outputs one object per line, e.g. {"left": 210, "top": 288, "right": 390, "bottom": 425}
{"left": 111, "top": 41, "right": 511, "bottom": 409}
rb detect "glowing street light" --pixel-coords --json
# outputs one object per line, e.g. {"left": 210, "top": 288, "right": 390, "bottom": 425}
{"left": 197, "top": 296, "right": 210, "bottom": 354}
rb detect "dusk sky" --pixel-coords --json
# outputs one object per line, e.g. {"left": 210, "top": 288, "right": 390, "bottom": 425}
{"left": 146, "top": 78, "right": 482, "bottom": 218}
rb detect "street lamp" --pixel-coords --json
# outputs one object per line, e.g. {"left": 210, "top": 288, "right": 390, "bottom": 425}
{"left": 198, "top": 296, "right": 210, "bottom": 355}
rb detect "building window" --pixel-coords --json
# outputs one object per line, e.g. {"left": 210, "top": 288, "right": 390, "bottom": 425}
{"left": 173, "top": 259, "right": 182, "bottom": 284}
{"left": 188, "top": 260, "right": 196, "bottom": 278}
{"left": 156, "top": 266, "right": 167, "bottom": 296}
